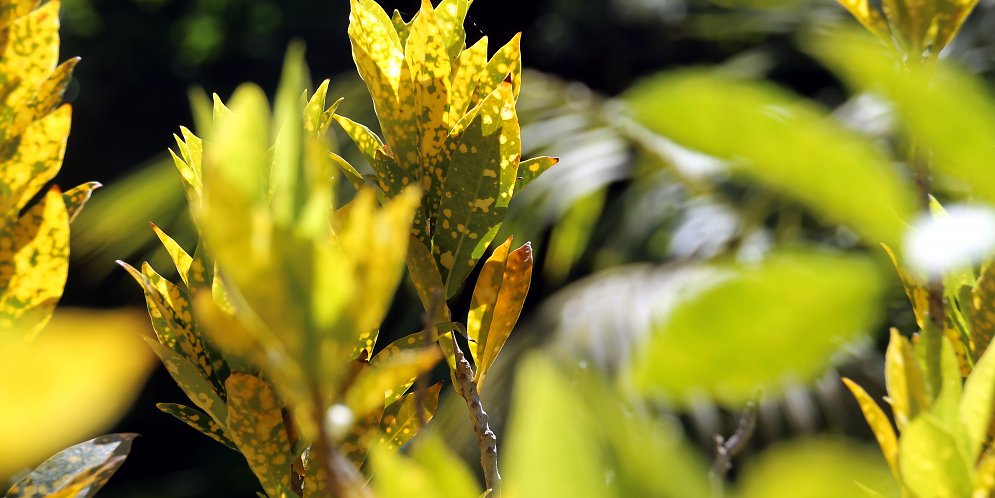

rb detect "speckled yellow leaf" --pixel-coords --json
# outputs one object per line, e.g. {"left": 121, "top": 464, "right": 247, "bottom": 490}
{"left": 435, "top": 82, "right": 521, "bottom": 297}
{"left": 841, "top": 378, "right": 900, "bottom": 480}
{"left": 150, "top": 223, "right": 193, "bottom": 286}
{"left": 328, "top": 151, "right": 368, "bottom": 192}
{"left": 0, "top": 311, "right": 152, "bottom": 478}
{"left": 371, "top": 332, "right": 432, "bottom": 406}
{"left": 470, "top": 33, "right": 522, "bottom": 106}
{"left": 0, "top": 1, "right": 61, "bottom": 122}
{"left": 62, "top": 181, "right": 101, "bottom": 224}
{"left": 836, "top": 0, "right": 892, "bottom": 45}
{"left": 514, "top": 156, "right": 557, "bottom": 193}
{"left": 332, "top": 114, "right": 385, "bottom": 172}
{"left": 885, "top": 329, "right": 930, "bottom": 431}
{"left": 379, "top": 383, "right": 442, "bottom": 451}
{"left": 340, "top": 394, "right": 384, "bottom": 469}
{"left": 156, "top": 402, "right": 237, "bottom": 451}
{"left": 4, "top": 433, "right": 135, "bottom": 498}
{"left": 2, "top": 105, "right": 71, "bottom": 214}
{"left": 448, "top": 37, "right": 487, "bottom": 127}
{"left": 15, "top": 57, "right": 79, "bottom": 135}
{"left": 434, "top": 0, "right": 469, "bottom": 62}
{"left": 143, "top": 336, "right": 227, "bottom": 427}
{"left": 468, "top": 237, "right": 532, "bottom": 392}
{"left": 972, "top": 260, "right": 995, "bottom": 358}
{"left": 346, "top": 348, "right": 441, "bottom": 419}
{"left": 303, "top": 79, "right": 340, "bottom": 137}
{"left": 931, "top": 0, "right": 979, "bottom": 53}
{"left": 225, "top": 373, "right": 293, "bottom": 498}
{"left": 0, "top": 188, "right": 69, "bottom": 339}
{"left": 0, "top": 0, "right": 36, "bottom": 31}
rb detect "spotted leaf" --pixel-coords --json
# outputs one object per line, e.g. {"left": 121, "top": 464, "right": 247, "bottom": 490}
{"left": 469, "top": 33, "right": 522, "bottom": 106}
{"left": 379, "top": 383, "right": 442, "bottom": 451}
{"left": 62, "top": 182, "right": 101, "bottom": 224}
{"left": 4, "top": 434, "right": 135, "bottom": 498}
{"left": 371, "top": 332, "right": 433, "bottom": 406}
{"left": 514, "top": 156, "right": 558, "bottom": 193}
{"left": 972, "top": 260, "right": 995, "bottom": 357}
{"left": 347, "top": 347, "right": 441, "bottom": 419}
{"left": 143, "top": 336, "right": 227, "bottom": 427}
{"left": 0, "top": 1, "right": 61, "bottom": 128}
{"left": 225, "top": 373, "right": 293, "bottom": 498}
{"left": 1, "top": 105, "right": 71, "bottom": 215}
{"left": 448, "top": 37, "right": 488, "bottom": 126}
{"left": 468, "top": 237, "right": 532, "bottom": 392}
{"left": 885, "top": 329, "right": 930, "bottom": 431}
{"left": 841, "top": 378, "right": 900, "bottom": 480}
{"left": 157, "top": 403, "right": 237, "bottom": 451}
{"left": 150, "top": 223, "right": 193, "bottom": 286}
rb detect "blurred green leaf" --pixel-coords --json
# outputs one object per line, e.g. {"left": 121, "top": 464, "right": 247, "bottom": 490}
{"left": 960, "top": 332, "right": 995, "bottom": 460}
{"left": 370, "top": 433, "right": 481, "bottom": 498}
{"left": 899, "top": 415, "right": 972, "bottom": 497}
{"left": 737, "top": 438, "right": 897, "bottom": 498}
{"left": 4, "top": 434, "right": 136, "bottom": 498}
{"left": 625, "top": 70, "right": 917, "bottom": 247}
{"left": 630, "top": 250, "right": 885, "bottom": 406}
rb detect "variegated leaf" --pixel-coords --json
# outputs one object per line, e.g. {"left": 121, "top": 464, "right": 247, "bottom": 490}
{"left": 157, "top": 403, "right": 237, "bottom": 451}
{"left": 4, "top": 434, "right": 135, "bottom": 498}
{"left": 225, "top": 373, "right": 293, "bottom": 498}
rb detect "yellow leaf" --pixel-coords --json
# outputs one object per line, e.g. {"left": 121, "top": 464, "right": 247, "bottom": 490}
{"left": 379, "top": 383, "right": 442, "bottom": 451}
{"left": 0, "top": 188, "right": 69, "bottom": 339}
{"left": 470, "top": 33, "right": 522, "bottom": 106}
{"left": 62, "top": 181, "right": 101, "bottom": 224}
{"left": 885, "top": 328, "right": 930, "bottom": 431}
{"left": 974, "top": 448, "right": 995, "bottom": 496}
{"left": 468, "top": 237, "right": 532, "bottom": 392}
{"left": 836, "top": 0, "right": 892, "bottom": 45}
{"left": 841, "top": 378, "right": 900, "bottom": 481}
{"left": 1, "top": 105, "right": 71, "bottom": 215}
{"left": 0, "top": 310, "right": 152, "bottom": 478}
{"left": 151, "top": 222, "right": 193, "bottom": 286}
{"left": 225, "top": 373, "right": 294, "bottom": 498}
{"left": 346, "top": 348, "right": 441, "bottom": 419}
{"left": 448, "top": 37, "right": 488, "bottom": 127}
{"left": 0, "top": 1, "right": 61, "bottom": 121}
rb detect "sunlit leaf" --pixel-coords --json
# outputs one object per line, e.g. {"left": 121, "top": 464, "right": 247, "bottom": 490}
{"left": 150, "top": 223, "right": 193, "bottom": 286}
{"left": 143, "top": 336, "right": 227, "bottom": 427}
{"left": 885, "top": 328, "right": 930, "bottom": 431}
{"left": 346, "top": 348, "right": 441, "bottom": 418}
{"left": 625, "top": 70, "right": 917, "bottom": 248}
{"left": 371, "top": 332, "right": 433, "bottom": 406}
{"left": 370, "top": 434, "right": 482, "bottom": 498}
{"left": 836, "top": 0, "right": 891, "bottom": 45}
{"left": 0, "top": 1, "right": 61, "bottom": 134}
{"left": 467, "top": 236, "right": 532, "bottom": 392}
{"left": 899, "top": 415, "right": 972, "bottom": 498}
{"left": 972, "top": 260, "right": 995, "bottom": 358}
{"left": 470, "top": 33, "right": 522, "bottom": 105}
{"left": 156, "top": 403, "right": 237, "bottom": 451}
{"left": 960, "top": 333, "right": 995, "bottom": 460}
{"left": 631, "top": 251, "right": 885, "bottom": 406}
{"left": 225, "top": 373, "right": 293, "bottom": 497}
{"left": 514, "top": 156, "right": 558, "bottom": 193}
{"left": 448, "top": 37, "right": 487, "bottom": 126}
{"left": 0, "top": 311, "right": 152, "bottom": 478}
{"left": 4, "top": 433, "right": 136, "bottom": 498}
{"left": 738, "top": 438, "right": 897, "bottom": 498}
{"left": 62, "top": 182, "right": 101, "bottom": 224}
{"left": 1, "top": 105, "right": 71, "bottom": 215}
{"left": 841, "top": 379, "right": 900, "bottom": 480}
{"left": 379, "top": 383, "right": 442, "bottom": 451}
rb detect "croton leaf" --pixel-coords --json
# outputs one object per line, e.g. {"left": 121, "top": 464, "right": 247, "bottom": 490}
{"left": 379, "top": 383, "right": 443, "bottom": 451}
{"left": 972, "top": 260, "right": 995, "bottom": 358}
{"left": 960, "top": 333, "right": 995, "bottom": 460}
{"left": 4, "top": 433, "right": 136, "bottom": 498}
{"left": 225, "top": 373, "right": 294, "bottom": 498}
{"left": 62, "top": 182, "right": 101, "bottom": 224}
{"left": 899, "top": 415, "right": 972, "bottom": 497}
{"left": 346, "top": 347, "right": 441, "bottom": 419}
{"left": 467, "top": 236, "right": 532, "bottom": 392}
{"left": 841, "top": 379, "right": 900, "bottom": 480}
{"left": 150, "top": 223, "right": 193, "bottom": 286}
{"left": 884, "top": 328, "right": 930, "bottom": 431}
{"left": 157, "top": 403, "right": 237, "bottom": 451}
{"left": 143, "top": 336, "right": 228, "bottom": 427}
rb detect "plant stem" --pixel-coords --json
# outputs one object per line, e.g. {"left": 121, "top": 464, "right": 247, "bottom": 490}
{"left": 451, "top": 333, "right": 502, "bottom": 495}
{"left": 708, "top": 402, "right": 757, "bottom": 498}
{"left": 311, "top": 391, "right": 371, "bottom": 498}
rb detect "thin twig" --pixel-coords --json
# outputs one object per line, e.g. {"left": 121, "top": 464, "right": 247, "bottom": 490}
{"left": 451, "top": 333, "right": 502, "bottom": 495}
{"left": 709, "top": 402, "right": 757, "bottom": 498}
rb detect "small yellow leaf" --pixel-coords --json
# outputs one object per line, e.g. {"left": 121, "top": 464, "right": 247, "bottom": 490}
{"left": 841, "top": 378, "right": 900, "bottom": 480}
{"left": 62, "top": 181, "right": 101, "bottom": 224}
{"left": 468, "top": 237, "right": 533, "bottom": 392}
{"left": 448, "top": 37, "right": 488, "bottom": 127}
{"left": 0, "top": 1, "right": 61, "bottom": 120}
{"left": 150, "top": 222, "right": 193, "bottom": 286}
{"left": 836, "top": 0, "right": 892, "bottom": 46}
{"left": 885, "top": 328, "right": 930, "bottom": 431}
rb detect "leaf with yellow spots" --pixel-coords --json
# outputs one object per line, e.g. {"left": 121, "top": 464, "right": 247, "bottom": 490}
{"left": 157, "top": 403, "right": 238, "bottom": 451}
{"left": 379, "top": 383, "right": 442, "bottom": 451}
{"left": 0, "top": 0, "right": 36, "bottom": 31}
{"left": 470, "top": 33, "right": 522, "bottom": 106}
{"left": 391, "top": 9, "right": 412, "bottom": 43}
{"left": 1, "top": 105, "right": 72, "bottom": 215}
{"left": 0, "top": 311, "right": 152, "bottom": 479}
{"left": 514, "top": 156, "right": 558, "bottom": 193}
{"left": 434, "top": 0, "right": 470, "bottom": 62}
{"left": 340, "top": 398, "right": 385, "bottom": 469}
{"left": 885, "top": 329, "right": 930, "bottom": 431}
{"left": 332, "top": 114, "right": 386, "bottom": 173}
{"left": 62, "top": 181, "right": 101, "bottom": 224}
{"left": 448, "top": 37, "right": 488, "bottom": 126}
{"left": 435, "top": 82, "right": 521, "bottom": 297}
{"left": 406, "top": 237, "right": 449, "bottom": 317}
{"left": 371, "top": 332, "right": 433, "bottom": 406}
{"left": 225, "top": 373, "right": 293, "bottom": 498}
{"left": 972, "top": 260, "right": 995, "bottom": 358}
{"left": 0, "top": 188, "right": 69, "bottom": 340}
{"left": 16, "top": 57, "right": 78, "bottom": 132}
{"left": 328, "top": 151, "right": 368, "bottom": 192}
{"left": 346, "top": 347, "right": 441, "bottom": 419}
{"left": 150, "top": 223, "right": 193, "bottom": 286}
{"left": 143, "top": 336, "right": 228, "bottom": 427}
{"left": 467, "top": 237, "right": 532, "bottom": 392}
{"left": 4, "top": 434, "right": 135, "bottom": 498}
{"left": 841, "top": 378, "right": 900, "bottom": 480}
{"left": 170, "top": 126, "right": 204, "bottom": 209}
{"left": 0, "top": 1, "right": 61, "bottom": 123}
{"left": 931, "top": 0, "right": 979, "bottom": 53}
{"left": 303, "top": 79, "right": 341, "bottom": 137}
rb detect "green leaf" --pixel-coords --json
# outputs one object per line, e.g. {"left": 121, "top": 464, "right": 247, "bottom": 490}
{"left": 960, "top": 332, "right": 995, "bottom": 460}
{"left": 625, "top": 70, "right": 917, "bottom": 248}
{"left": 899, "top": 415, "right": 972, "bottom": 498}
{"left": 631, "top": 250, "right": 885, "bottom": 406}
{"left": 370, "top": 434, "right": 482, "bottom": 498}
{"left": 143, "top": 336, "right": 228, "bottom": 427}
{"left": 435, "top": 82, "right": 521, "bottom": 297}
{"left": 885, "top": 328, "right": 930, "bottom": 431}
{"left": 4, "top": 434, "right": 136, "bottom": 498}
{"left": 514, "top": 156, "right": 558, "bottom": 193}
{"left": 379, "top": 383, "right": 442, "bottom": 451}
{"left": 971, "top": 260, "right": 995, "bottom": 358}
{"left": 62, "top": 182, "right": 101, "bottom": 224}
{"left": 225, "top": 373, "right": 293, "bottom": 498}
{"left": 467, "top": 236, "right": 532, "bottom": 392}
{"left": 738, "top": 438, "right": 897, "bottom": 498}
{"left": 156, "top": 403, "right": 237, "bottom": 451}
{"left": 841, "top": 379, "right": 900, "bottom": 480}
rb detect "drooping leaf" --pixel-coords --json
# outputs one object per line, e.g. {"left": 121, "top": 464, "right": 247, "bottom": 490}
{"left": 4, "top": 434, "right": 136, "bottom": 498}
{"left": 738, "top": 438, "right": 897, "bottom": 498}
{"left": 631, "top": 251, "right": 885, "bottom": 406}
{"left": 0, "top": 311, "right": 152, "bottom": 478}
{"left": 156, "top": 403, "right": 237, "bottom": 451}
{"left": 467, "top": 237, "right": 532, "bottom": 391}
{"left": 225, "top": 373, "right": 293, "bottom": 498}
{"left": 841, "top": 379, "right": 900, "bottom": 480}
{"left": 625, "top": 69, "right": 917, "bottom": 248}
{"left": 899, "top": 415, "right": 972, "bottom": 498}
